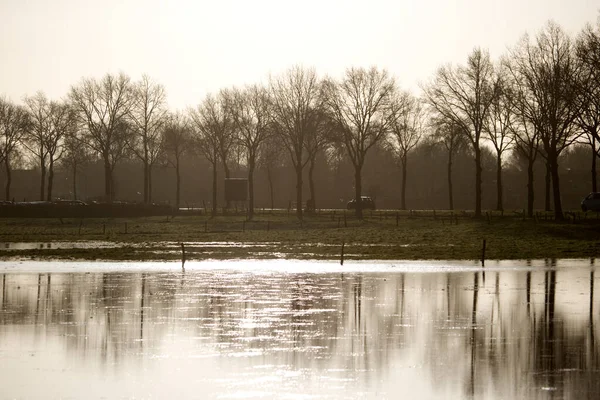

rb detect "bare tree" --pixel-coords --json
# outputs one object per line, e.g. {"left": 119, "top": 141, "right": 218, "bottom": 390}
{"left": 270, "top": 66, "right": 322, "bottom": 219}
{"left": 189, "top": 94, "right": 230, "bottom": 217}
{"left": 228, "top": 85, "right": 273, "bottom": 220}
{"left": 259, "top": 135, "right": 285, "bottom": 210}
{"left": 216, "top": 89, "right": 236, "bottom": 181}
{"left": 60, "top": 127, "right": 91, "bottom": 200}
{"left": 323, "top": 66, "right": 396, "bottom": 218}
{"left": 509, "top": 83, "right": 540, "bottom": 217}
{"left": 580, "top": 133, "right": 599, "bottom": 192}
{"left": 23, "top": 92, "right": 51, "bottom": 200}
{"left": 508, "top": 22, "right": 582, "bottom": 220}
{"left": 388, "top": 92, "right": 425, "bottom": 210}
{"left": 162, "top": 112, "right": 190, "bottom": 210}
{"left": 69, "top": 73, "right": 134, "bottom": 202}
{"left": 129, "top": 75, "right": 168, "bottom": 203}
{"left": 24, "top": 93, "right": 74, "bottom": 201}
{"left": 485, "top": 75, "right": 515, "bottom": 211}
{"left": 431, "top": 116, "right": 465, "bottom": 210}
{"left": 304, "top": 109, "right": 335, "bottom": 211}
{"left": 0, "top": 97, "right": 30, "bottom": 201}
{"left": 423, "top": 48, "right": 499, "bottom": 217}
{"left": 45, "top": 101, "right": 74, "bottom": 201}
{"left": 575, "top": 19, "right": 600, "bottom": 191}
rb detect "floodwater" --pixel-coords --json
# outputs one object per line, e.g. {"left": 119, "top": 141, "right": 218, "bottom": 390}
{"left": 0, "top": 259, "right": 598, "bottom": 399}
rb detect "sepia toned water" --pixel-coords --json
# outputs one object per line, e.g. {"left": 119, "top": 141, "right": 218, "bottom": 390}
{"left": 0, "top": 259, "right": 598, "bottom": 399}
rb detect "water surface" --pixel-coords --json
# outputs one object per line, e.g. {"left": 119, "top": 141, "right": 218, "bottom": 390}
{"left": 0, "top": 259, "right": 598, "bottom": 399}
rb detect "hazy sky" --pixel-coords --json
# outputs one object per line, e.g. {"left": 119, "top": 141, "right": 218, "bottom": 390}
{"left": 1, "top": 0, "right": 598, "bottom": 110}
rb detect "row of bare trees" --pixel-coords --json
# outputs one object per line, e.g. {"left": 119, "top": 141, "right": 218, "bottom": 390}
{"left": 424, "top": 19, "right": 600, "bottom": 221}
{"left": 0, "top": 18, "right": 598, "bottom": 221}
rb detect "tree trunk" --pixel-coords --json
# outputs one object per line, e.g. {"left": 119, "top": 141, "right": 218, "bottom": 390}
{"left": 4, "top": 157, "right": 11, "bottom": 201}
{"left": 447, "top": 149, "right": 454, "bottom": 210}
{"left": 308, "top": 154, "right": 316, "bottom": 210}
{"left": 223, "top": 160, "right": 231, "bottom": 210}
{"left": 474, "top": 146, "right": 482, "bottom": 217}
{"left": 400, "top": 155, "right": 407, "bottom": 210}
{"left": 211, "top": 161, "right": 217, "bottom": 217}
{"left": 46, "top": 158, "right": 54, "bottom": 202}
{"left": 267, "top": 166, "right": 274, "bottom": 210}
{"left": 103, "top": 157, "right": 112, "bottom": 203}
{"left": 548, "top": 150, "right": 563, "bottom": 220}
{"left": 527, "top": 156, "right": 535, "bottom": 218}
{"left": 148, "top": 166, "right": 153, "bottom": 204}
{"left": 545, "top": 162, "right": 551, "bottom": 212}
{"left": 354, "top": 164, "right": 363, "bottom": 219}
{"left": 143, "top": 162, "right": 149, "bottom": 203}
{"left": 175, "top": 160, "right": 181, "bottom": 210}
{"left": 248, "top": 161, "right": 255, "bottom": 220}
{"left": 72, "top": 164, "right": 78, "bottom": 201}
{"left": 496, "top": 153, "right": 503, "bottom": 212}
{"left": 111, "top": 174, "right": 116, "bottom": 202}
{"left": 295, "top": 163, "right": 303, "bottom": 220}
{"left": 39, "top": 158, "right": 46, "bottom": 201}
{"left": 592, "top": 135, "right": 597, "bottom": 192}
{"left": 143, "top": 144, "right": 149, "bottom": 203}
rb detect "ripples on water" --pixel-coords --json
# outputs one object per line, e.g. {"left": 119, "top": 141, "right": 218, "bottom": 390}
{"left": 0, "top": 259, "right": 598, "bottom": 399}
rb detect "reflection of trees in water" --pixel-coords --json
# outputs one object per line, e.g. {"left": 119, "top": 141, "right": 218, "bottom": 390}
{"left": 0, "top": 266, "right": 598, "bottom": 398}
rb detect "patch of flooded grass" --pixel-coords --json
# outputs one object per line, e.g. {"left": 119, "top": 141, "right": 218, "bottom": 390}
{"left": 0, "top": 213, "right": 598, "bottom": 261}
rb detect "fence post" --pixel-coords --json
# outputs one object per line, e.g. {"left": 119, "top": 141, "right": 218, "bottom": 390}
{"left": 481, "top": 239, "right": 487, "bottom": 267}
{"left": 181, "top": 243, "right": 186, "bottom": 269}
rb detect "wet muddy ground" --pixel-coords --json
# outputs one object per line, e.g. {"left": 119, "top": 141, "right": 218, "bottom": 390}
{"left": 0, "top": 259, "right": 598, "bottom": 399}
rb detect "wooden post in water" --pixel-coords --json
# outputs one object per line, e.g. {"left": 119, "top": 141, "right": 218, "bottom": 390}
{"left": 181, "top": 243, "right": 186, "bottom": 270}
{"left": 103, "top": 223, "right": 106, "bottom": 235}
{"left": 396, "top": 212, "right": 399, "bottom": 227}
{"left": 340, "top": 242, "right": 345, "bottom": 265}
{"left": 242, "top": 221, "right": 245, "bottom": 232}
{"left": 344, "top": 212, "right": 347, "bottom": 228}
{"left": 481, "top": 239, "right": 487, "bottom": 267}
{"left": 78, "top": 219, "right": 83, "bottom": 236}
{"left": 204, "top": 221, "right": 208, "bottom": 232}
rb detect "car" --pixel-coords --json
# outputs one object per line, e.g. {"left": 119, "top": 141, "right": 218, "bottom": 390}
{"left": 347, "top": 196, "right": 376, "bottom": 210}
{"left": 581, "top": 192, "right": 600, "bottom": 212}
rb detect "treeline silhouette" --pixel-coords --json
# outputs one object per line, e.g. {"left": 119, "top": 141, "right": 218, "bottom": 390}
{"left": 0, "top": 17, "right": 598, "bottom": 220}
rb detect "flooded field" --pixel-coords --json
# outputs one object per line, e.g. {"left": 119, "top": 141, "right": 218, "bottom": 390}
{"left": 0, "top": 259, "right": 598, "bottom": 399}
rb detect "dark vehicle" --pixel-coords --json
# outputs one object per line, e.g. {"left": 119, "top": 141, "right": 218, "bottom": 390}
{"left": 347, "top": 196, "right": 376, "bottom": 210}
{"left": 581, "top": 192, "right": 600, "bottom": 212}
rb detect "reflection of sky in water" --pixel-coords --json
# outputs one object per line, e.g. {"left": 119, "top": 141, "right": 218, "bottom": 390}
{"left": 0, "top": 260, "right": 598, "bottom": 399}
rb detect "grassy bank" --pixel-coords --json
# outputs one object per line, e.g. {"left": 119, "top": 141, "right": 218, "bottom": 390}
{"left": 0, "top": 210, "right": 598, "bottom": 261}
